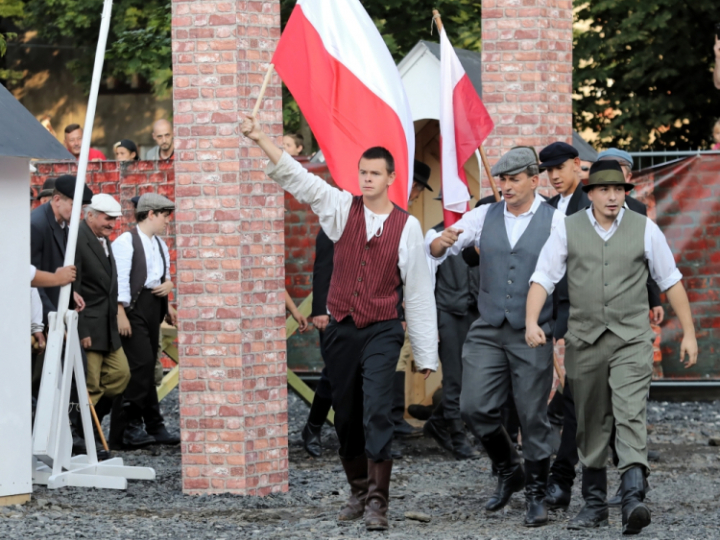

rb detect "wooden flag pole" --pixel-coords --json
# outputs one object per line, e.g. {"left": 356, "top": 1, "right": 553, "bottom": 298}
{"left": 252, "top": 63, "right": 275, "bottom": 118}
{"left": 433, "top": 10, "right": 501, "bottom": 203}
{"left": 88, "top": 391, "right": 109, "bottom": 453}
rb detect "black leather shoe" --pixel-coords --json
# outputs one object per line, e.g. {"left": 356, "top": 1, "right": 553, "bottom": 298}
{"left": 407, "top": 404, "right": 434, "bottom": 421}
{"left": 122, "top": 419, "right": 155, "bottom": 448}
{"left": 568, "top": 468, "right": 609, "bottom": 530}
{"left": 301, "top": 422, "right": 323, "bottom": 457}
{"left": 391, "top": 446, "right": 403, "bottom": 459}
{"left": 524, "top": 459, "right": 550, "bottom": 527}
{"left": 447, "top": 419, "right": 480, "bottom": 460}
{"left": 621, "top": 467, "right": 651, "bottom": 535}
{"left": 545, "top": 479, "right": 572, "bottom": 511}
{"left": 147, "top": 424, "right": 181, "bottom": 445}
{"left": 72, "top": 430, "right": 87, "bottom": 455}
{"left": 479, "top": 427, "right": 525, "bottom": 512}
{"left": 95, "top": 438, "right": 111, "bottom": 461}
{"left": 423, "top": 417, "right": 453, "bottom": 453}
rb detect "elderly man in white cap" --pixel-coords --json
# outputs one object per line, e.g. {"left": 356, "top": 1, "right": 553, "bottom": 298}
{"left": 75, "top": 194, "right": 131, "bottom": 459}
{"left": 111, "top": 193, "right": 179, "bottom": 449}
{"left": 426, "top": 146, "right": 565, "bottom": 528}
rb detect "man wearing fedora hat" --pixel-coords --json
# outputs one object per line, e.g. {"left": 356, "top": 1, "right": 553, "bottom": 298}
{"left": 427, "top": 146, "right": 565, "bottom": 527}
{"left": 526, "top": 160, "right": 698, "bottom": 534}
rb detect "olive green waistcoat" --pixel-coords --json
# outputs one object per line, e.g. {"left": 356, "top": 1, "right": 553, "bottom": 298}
{"left": 567, "top": 209, "right": 650, "bottom": 344}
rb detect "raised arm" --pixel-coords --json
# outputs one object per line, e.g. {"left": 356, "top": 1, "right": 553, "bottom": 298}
{"left": 241, "top": 114, "right": 284, "bottom": 165}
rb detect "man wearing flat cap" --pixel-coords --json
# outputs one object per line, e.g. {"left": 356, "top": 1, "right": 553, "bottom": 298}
{"left": 75, "top": 194, "right": 131, "bottom": 459}
{"left": 526, "top": 160, "right": 698, "bottom": 534}
{"left": 426, "top": 146, "right": 564, "bottom": 528}
{"left": 111, "top": 193, "right": 179, "bottom": 448}
{"left": 36, "top": 178, "right": 57, "bottom": 205}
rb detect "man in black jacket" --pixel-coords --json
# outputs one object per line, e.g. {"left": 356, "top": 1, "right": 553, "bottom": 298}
{"left": 301, "top": 228, "right": 335, "bottom": 457}
{"left": 540, "top": 143, "right": 664, "bottom": 510}
{"left": 75, "top": 195, "right": 131, "bottom": 454}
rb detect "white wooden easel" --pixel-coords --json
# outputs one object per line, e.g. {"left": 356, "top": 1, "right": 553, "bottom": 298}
{"left": 31, "top": 0, "right": 154, "bottom": 490}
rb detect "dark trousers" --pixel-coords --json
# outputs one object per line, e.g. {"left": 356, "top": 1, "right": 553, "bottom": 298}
{"left": 549, "top": 377, "right": 579, "bottom": 489}
{"left": 323, "top": 317, "right": 405, "bottom": 461}
{"left": 120, "top": 290, "right": 163, "bottom": 420}
{"left": 315, "top": 330, "right": 333, "bottom": 402}
{"left": 432, "top": 308, "right": 478, "bottom": 422}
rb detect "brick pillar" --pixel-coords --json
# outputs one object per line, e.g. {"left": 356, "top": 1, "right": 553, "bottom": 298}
{"left": 172, "top": 0, "right": 288, "bottom": 495}
{"left": 481, "top": 0, "right": 573, "bottom": 172}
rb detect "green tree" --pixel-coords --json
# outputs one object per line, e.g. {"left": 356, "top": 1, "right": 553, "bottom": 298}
{"left": 22, "top": 0, "right": 171, "bottom": 97}
{"left": 573, "top": 0, "right": 720, "bottom": 150}
{"left": 0, "top": 0, "right": 24, "bottom": 80}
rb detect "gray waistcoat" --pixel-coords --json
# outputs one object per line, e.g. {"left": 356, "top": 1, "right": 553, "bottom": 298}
{"left": 477, "top": 201, "right": 555, "bottom": 330}
{"left": 434, "top": 225, "right": 479, "bottom": 315}
{"left": 567, "top": 209, "right": 650, "bottom": 344}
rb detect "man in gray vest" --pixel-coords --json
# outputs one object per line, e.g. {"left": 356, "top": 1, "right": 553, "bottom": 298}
{"left": 526, "top": 160, "right": 698, "bottom": 535}
{"left": 426, "top": 147, "right": 565, "bottom": 527}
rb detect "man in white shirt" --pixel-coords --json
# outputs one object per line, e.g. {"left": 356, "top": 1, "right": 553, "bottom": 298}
{"left": 241, "top": 114, "right": 437, "bottom": 532}
{"left": 526, "top": 160, "right": 698, "bottom": 534}
{"left": 426, "top": 147, "right": 564, "bottom": 528}
{"left": 111, "top": 193, "right": 179, "bottom": 449}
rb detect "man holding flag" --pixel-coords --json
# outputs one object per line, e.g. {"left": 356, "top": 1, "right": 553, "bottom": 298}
{"left": 426, "top": 147, "right": 564, "bottom": 528}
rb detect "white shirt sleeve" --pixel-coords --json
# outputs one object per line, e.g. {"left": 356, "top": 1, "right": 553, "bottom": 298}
{"left": 644, "top": 218, "right": 682, "bottom": 291}
{"left": 266, "top": 151, "right": 353, "bottom": 242}
{"left": 529, "top": 216, "right": 568, "bottom": 296}
{"left": 112, "top": 232, "right": 134, "bottom": 307}
{"left": 424, "top": 204, "right": 491, "bottom": 264}
{"left": 30, "top": 265, "right": 37, "bottom": 282}
{"left": 31, "top": 288, "right": 44, "bottom": 333}
{"left": 399, "top": 217, "right": 439, "bottom": 372}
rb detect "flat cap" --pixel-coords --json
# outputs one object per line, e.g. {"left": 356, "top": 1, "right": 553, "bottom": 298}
{"left": 137, "top": 193, "right": 175, "bottom": 213}
{"left": 130, "top": 195, "right": 140, "bottom": 208}
{"left": 54, "top": 175, "right": 94, "bottom": 204}
{"left": 539, "top": 141, "right": 578, "bottom": 169}
{"left": 491, "top": 147, "right": 538, "bottom": 177}
{"left": 37, "top": 177, "right": 56, "bottom": 200}
{"left": 88, "top": 194, "right": 122, "bottom": 217}
{"left": 597, "top": 148, "right": 633, "bottom": 168}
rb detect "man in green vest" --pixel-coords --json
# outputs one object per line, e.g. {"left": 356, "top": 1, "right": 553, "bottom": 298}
{"left": 525, "top": 160, "right": 698, "bottom": 535}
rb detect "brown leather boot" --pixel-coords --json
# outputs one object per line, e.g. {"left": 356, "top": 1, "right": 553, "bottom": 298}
{"left": 365, "top": 459, "right": 393, "bottom": 531}
{"left": 338, "top": 455, "right": 368, "bottom": 521}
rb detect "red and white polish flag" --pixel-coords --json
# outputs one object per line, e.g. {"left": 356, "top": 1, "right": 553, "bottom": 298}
{"left": 439, "top": 27, "right": 494, "bottom": 226}
{"left": 273, "top": 0, "right": 415, "bottom": 209}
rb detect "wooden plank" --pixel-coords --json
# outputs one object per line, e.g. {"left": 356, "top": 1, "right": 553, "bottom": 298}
{"left": 157, "top": 366, "right": 179, "bottom": 402}
{"left": 286, "top": 293, "right": 314, "bottom": 338}
{"left": 0, "top": 494, "right": 30, "bottom": 506}
{"left": 287, "top": 369, "right": 334, "bottom": 425}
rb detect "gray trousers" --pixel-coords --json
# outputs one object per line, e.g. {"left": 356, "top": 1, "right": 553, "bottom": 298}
{"left": 434, "top": 308, "right": 479, "bottom": 421}
{"left": 565, "top": 329, "right": 654, "bottom": 473}
{"left": 460, "top": 318, "right": 554, "bottom": 461}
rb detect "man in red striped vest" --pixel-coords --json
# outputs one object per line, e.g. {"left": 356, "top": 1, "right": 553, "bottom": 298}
{"left": 242, "top": 115, "right": 438, "bottom": 532}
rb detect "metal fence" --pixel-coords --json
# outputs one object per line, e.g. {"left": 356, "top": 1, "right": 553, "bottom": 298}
{"left": 629, "top": 150, "right": 720, "bottom": 171}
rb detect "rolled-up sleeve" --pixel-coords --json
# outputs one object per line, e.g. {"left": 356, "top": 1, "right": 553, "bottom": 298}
{"left": 400, "top": 217, "right": 439, "bottom": 372}
{"left": 424, "top": 205, "right": 489, "bottom": 264}
{"left": 112, "top": 233, "right": 133, "bottom": 307}
{"left": 529, "top": 217, "right": 568, "bottom": 295}
{"left": 644, "top": 219, "right": 682, "bottom": 291}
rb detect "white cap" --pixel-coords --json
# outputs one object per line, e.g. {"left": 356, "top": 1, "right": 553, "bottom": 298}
{"left": 88, "top": 194, "right": 122, "bottom": 218}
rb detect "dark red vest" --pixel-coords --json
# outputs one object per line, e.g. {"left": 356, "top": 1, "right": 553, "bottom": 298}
{"left": 327, "top": 197, "right": 408, "bottom": 328}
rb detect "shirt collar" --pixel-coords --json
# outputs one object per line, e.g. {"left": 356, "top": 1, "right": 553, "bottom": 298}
{"left": 137, "top": 227, "right": 154, "bottom": 242}
{"left": 586, "top": 205, "right": 625, "bottom": 229}
{"left": 504, "top": 192, "right": 543, "bottom": 218}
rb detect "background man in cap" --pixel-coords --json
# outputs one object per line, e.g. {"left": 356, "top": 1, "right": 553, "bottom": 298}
{"left": 36, "top": 178, "right": 56, "bottom": 205}
{"left": 426, "top": 147, "right": 564, "bottom": 527}
{"left": 75, "top": 194, "right": 131, "bottom": 458}
{"left": 408, "top": 160, "right": 433, "bottom": 204}
{"left": 111, "top": 193, "right": 179, "bottom": 448}
{"left": 527, "top": 160, "right": 697, "bottom": 534}
{"left": 113, "top": 139, "right": 139, "bottom": 161}
{"left": 421, "top": 190, "right": 480, "bottom": 461}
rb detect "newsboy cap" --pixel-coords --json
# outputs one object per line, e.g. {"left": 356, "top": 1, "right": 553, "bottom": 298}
{"left": 37, "top": 177, "right": 56, "bottom": 200}
{"left": 539, "top": 141, "right": 579, "bottom": 170}
{"left": 54, "top": 175, "right": 94, "bottom": 204}
{"left": 88, "top": 194, "right": 122, "bottom": 218}
{"left": 137, "top": 193, "right": 175, "bottom": 213}
{"left": 597, "top": 148, "right": 634, "bottom": 168}
{"left": 490, "top": 147, "right": 538, "bottom": 177}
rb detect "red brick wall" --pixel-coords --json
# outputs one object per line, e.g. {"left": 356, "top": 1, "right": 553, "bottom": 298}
{"left": 172, "top": 0, "right": 287, "bottom": 495}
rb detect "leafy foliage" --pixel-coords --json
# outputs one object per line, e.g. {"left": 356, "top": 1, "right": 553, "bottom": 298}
{"left": 0, "top": 0, "right": 23, "bottom": 80}
{"left": 21, "top": 0, "right": 171, "bottom": 97}
{"left": 573, "top": 0, "right": 720, "bottom": 150}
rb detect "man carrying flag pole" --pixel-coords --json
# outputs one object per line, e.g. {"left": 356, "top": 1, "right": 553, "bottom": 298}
{"left": 259, "top": 0, "right": 438, "bottom": 531}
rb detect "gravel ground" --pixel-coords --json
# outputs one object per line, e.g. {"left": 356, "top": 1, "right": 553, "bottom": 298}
{"left": 3, "top": 390, "right": 719, "bottom": 539}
